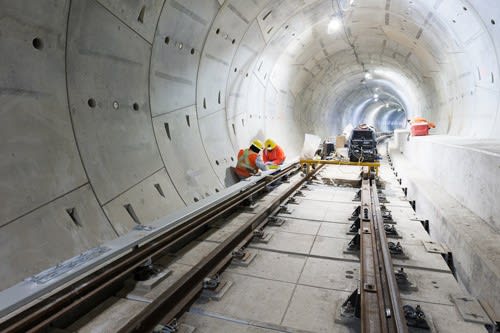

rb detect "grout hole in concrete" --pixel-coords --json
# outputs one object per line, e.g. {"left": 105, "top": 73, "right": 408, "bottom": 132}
{"left": 154, "top": 183, "right": 165, "bottom": 198}
{"left": 88, "top": 98, "right": 96, "bottom": 108}
{"left": 124, "top": 204, "right": 141, "bottom": 224}
{"left": 66, "top": 208, "right": 82, "bottom": 227}
{"left": 32, "top": 37, "right": 43, "bottom": 50}
{"left": 185, "top": 114, "right": 190, "bottom": 127}
{"left": 138, "top": 5, "right": 146, "bottom": 23}
{"left": 133, "top": 102, "right": 139, "bottom": 111}
{"left": 165, "top": 36, "right": 170, "bottom": 44}
{"left": 164, "top": 122, "right": 171, "bottom": 140}
{"left": 191, "top": 48, "right": 195, "bottom": 55}
{"left": 216, "top": 28, "right": 220, "bottom": 34}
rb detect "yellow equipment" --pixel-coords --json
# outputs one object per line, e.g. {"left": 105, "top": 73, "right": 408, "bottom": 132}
{"left": 251, "top": 139, "right": 264, "bottom": 150}
{"left": 264, "top": 138, "right": 277, "bottom": 150}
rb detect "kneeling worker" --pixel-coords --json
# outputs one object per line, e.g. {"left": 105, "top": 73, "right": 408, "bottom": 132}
{"left": 263, "top": 139, "right": 286, "bottom": 166}
{"left": 234, "top": 139, "right": 268, "bottom": 179}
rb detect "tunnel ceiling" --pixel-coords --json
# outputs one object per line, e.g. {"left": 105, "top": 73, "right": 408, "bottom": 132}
{"left": 1, "top": 0, "right": 500, "bottom": 291}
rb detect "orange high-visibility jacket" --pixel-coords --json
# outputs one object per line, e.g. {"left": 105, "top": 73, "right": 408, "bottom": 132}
{"left": 263, "top": 145, "right": 286, "bottom": 165}
{"left": 235, "top": 149, "right": 259, "bottom": 178}
{"left": 411, "top": 117, "right": 436, "bottom": 128}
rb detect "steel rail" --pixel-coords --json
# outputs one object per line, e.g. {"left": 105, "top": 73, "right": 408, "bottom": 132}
{"left": 371, "top": 180, "right": 407, "bottom": 333}
{"left": 119, "top": 165, "right": 323, "bottom": 333}
{"left": 0, "top": 164, "right": 300, "bottom": 333}
{"left": 359, "top": 177, "right": 408, "bottom": 333}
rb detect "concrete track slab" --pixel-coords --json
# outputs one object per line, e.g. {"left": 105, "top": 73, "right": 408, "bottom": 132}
{"left": 317, "top": 222, "right": 351, "bottom": 239}
{"left": 281, "top": 285, "right": 356, "bottom": 333}
{"left": 318, "top": 166, "right": 362, "bottom": 180}
{"left": 192, "top": 272, "right": 295, "bottom": 325}
{"left": 310, "top": 236, "right": 359, "bottom": 261}
{"left": 279, "top": 200, "right": 328, "bottom": 221}
{"left": 171, "top": 241, "right": 219, "bottom": 266}
{"left": 392, "top": 243, "right": 450, "bottom": 272}
{"left": 398, "top": 300, "right": 488, "bottom": 333}
{"left": 201, "top": 213, "right": 255, "bottom": 243}
{"left": 298, "top": 257, "right": 359, "bottom": 292}
{"left": 249, "top": 231, "right": 316, "bottom": 255}
{"left": 142, "top": 262, "right": 193, "bottom": 301}
{"left": 66, "top": 297, "right": 147, "bottom": 332}
{"left": 324, "top": 203, "right": 360, "bottom": 223}
{"left": 180, "top": 312, "right": 295, "bottom": 333}
{"left": 396, "top": 268, "right": 463, "bottom": 306}
{"left": 227, "top": 250, "right": 306, "bottom": 284}
{"left": 267, "top": 219, "right": 321, "bottom": 236}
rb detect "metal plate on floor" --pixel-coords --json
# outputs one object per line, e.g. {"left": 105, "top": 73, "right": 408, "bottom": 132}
{"left": 422, "top": 241, "right": 446, "bottom": 254}
{"left": 452, "top": 294, "right": 493, "bottom": 325}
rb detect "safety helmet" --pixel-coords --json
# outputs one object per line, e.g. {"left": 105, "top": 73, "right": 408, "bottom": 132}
{"left": 251, "top": 139, "right": 264, "bottom": 150}
{"left": 264, "top": 138, "right": 277, "bottom": 150}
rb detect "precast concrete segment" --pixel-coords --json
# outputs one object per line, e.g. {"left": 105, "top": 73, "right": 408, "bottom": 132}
{"left": 388, "top": 144, "right": 500, "bottom": 319}
{"left": 1, "top": 0, "right": 500, "bottom": 319}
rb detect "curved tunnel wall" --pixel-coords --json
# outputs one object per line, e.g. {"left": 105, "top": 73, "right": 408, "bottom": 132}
{"left": 1, "top": 0, "right": 500, "bottom": 291}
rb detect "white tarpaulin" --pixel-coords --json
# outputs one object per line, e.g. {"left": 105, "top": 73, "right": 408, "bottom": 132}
{"left": 300, "top": 134, "right": 321, "bottom": 159}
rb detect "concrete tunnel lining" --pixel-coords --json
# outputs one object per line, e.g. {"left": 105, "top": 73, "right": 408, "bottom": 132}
{"left": 1, "top": 0, "right": 500, "bottom": 313}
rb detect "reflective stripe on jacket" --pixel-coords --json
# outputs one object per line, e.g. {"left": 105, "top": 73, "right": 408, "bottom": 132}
{"left": 263, "top": 145, "right": 286, "bottom": 165}
{"left": 235, "top": 149, "right": 258, "bottom": 178}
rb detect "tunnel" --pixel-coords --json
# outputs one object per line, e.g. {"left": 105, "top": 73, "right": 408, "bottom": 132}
{"left": 1, "top": 0, "right": 500, "bottom": 331}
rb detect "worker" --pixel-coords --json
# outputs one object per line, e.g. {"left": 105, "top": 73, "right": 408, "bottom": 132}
{"left": 234, "top": 139, "right": 268, "bottom": 179}
{"left": 411, "top": 117, "right": 436, "bottom": 128}
{"left": 263, "top": 138, "right": 286, "bottom": 166}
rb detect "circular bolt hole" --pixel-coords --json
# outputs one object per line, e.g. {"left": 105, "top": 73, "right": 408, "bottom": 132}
{"left": 215, "top": 160, "right": 220, "bottom": 165}
{"left": 463, "top": 6, "right": 467, "bottom": 11}
{"left": 164, "top": 36, "right": 170, "bottom": 44}
{"left": 492, "top": 19, "right": 496, "bottom": 25}
{"left": 194, "top": 197, "right": 199, "bottom": 202}
{"left": 230, "top": 156, "right": 234, "bottom": 161}
{"left": 345, "top": 270, "right": 354, "bottom": 274}
{"left": 232, "top": 39, "right": 236, "bottom": 44}
{"left": 32, "top": 37, "right": 43, "bottom": 50}
{"left": 452, "top": 19, "right": 456, "bottom": 23}
{"left": 112, "top": 101, "right": 119, "bottom": 109}
{"left": 431, "top": 281, "right": 437, "bottom": 284}
{"left": 215, "top": 188, "right": 220, "bottom": 193}
{"left": 345, "top": 275, "right": 353, "bottom": 279}
{"left": 133, "top": 103, "right": 139, "bottom": 111}
{"left": 216, "top": 28, "right": 220, "bottom": 34}
{"left": 88, "top": 98, "right": 96, "bottom": 108}
{"left": 285, "top": 25, "right": 289, "bottom": 29}
{"left": 234, "top": 68, "right": 237, "bottom": 72}
{"left": 191, "top": 48, "right": 195, "bottom": 55}
{"left": 245, "top": 73, "right": 249, "bottom": 77}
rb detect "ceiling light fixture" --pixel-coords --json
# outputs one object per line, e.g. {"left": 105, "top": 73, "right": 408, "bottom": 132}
{"left": 328, "top": 17, "right": 342, "bottom": 34}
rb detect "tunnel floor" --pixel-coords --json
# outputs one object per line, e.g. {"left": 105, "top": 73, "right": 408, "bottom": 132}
{"left": 62, "top": 161, "right": 488, "bottom": 333}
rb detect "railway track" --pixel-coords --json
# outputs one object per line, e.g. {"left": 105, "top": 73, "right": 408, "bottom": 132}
{"left": 0, "top": 163, "right": 312, "bottom": 333}
{"left": 1, "top": 162, "right": 479, "bottom": 332}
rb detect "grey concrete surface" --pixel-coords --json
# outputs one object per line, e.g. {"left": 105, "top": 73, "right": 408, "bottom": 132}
{"left": 1, "top": 2, "right": 500, "bottom": 330}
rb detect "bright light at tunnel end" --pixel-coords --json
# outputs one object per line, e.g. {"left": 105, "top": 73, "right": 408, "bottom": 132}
{"left": 327, "top": 17, "right": 342, "bottom": 34}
